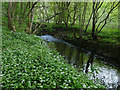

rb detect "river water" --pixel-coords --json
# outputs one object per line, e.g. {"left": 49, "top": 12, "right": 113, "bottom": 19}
{"left": 40, "top": 35, "right": 120, "bottom": 88}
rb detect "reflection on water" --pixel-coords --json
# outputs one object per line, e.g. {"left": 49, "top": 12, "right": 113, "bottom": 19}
{"left": 85, "top": 52, "right": 94, "bottom": 74}
{"left": 40, "top": 35, "right": 120, "bottom": 88}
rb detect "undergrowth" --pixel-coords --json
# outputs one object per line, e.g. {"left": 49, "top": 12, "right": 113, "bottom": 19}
{"left": 1, "top": 26, "right": 105, "bottom": 88}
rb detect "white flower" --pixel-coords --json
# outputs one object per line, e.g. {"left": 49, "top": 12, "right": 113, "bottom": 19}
{"left": 0, "top": 74, "right": 3, "bottom": 77}
{"left": 53, "top": 83, "right": 56, "bottom": 85}
{"left": 41, "top": 80, "right": 43, "bottom": 82}
{"left": 94, "top": 86, "right": 97, "bottom": 88}
{"left": 65, "top": 68, "right": 68, "bottom": 70}
{"left": 39, "top": 77, "right": 42, "bottom": 79}
{"left": 83, "top": 84, "right": 86, "bottom": 88}
{"left": 21, "top": 79, "right": 25, "bottom": 83}
{"left": 65, "top": 83, "right": 69, "bottom": 86}
{"left": 34, "top": 81, "right": 37, "bottom": 84}
{"left": 63, "top": 83, "right": 66, "bottom": 85}
{"left": 40, "top": 86, "right": 43, "bottom": 88}
{"left": 61, "top": 72, "right": 64, "bottom": 74}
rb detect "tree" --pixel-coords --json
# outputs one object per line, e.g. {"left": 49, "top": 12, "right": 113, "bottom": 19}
{"left": 33, "top": 2, "right": 71, "bottom": 33}
{"left": 5, "top": 1, "right": 119, "bottom": 36}
{"left": 91, "top": 1, "right": 120, "bottom": 40}
{"left": 8, "top": 1, "right": 13, "bottom": 30}
{"left": 96, "top": 2, "right": 120, "bottom": 33}
{"left": 71, "top": 2, "right": 78, "bottom": 26}
{"left": 29, "top": 6, "right": 35, "bottom": 34}
{"left": 92, "top": 1, "right": 97, "bottom": 40}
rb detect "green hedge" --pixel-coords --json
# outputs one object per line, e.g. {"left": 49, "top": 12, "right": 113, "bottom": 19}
{"left": 1, "top": 26, "right": 105, "bottom": 88}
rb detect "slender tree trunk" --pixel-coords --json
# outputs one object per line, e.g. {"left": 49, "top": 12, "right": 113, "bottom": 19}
{"left": 118, "top": 3, "right": 120, "bottom": 32}
{"left": 22, "top": 2, "right": 29, "bottom": 18}
{"left": 85, "top": 9, "right": 93, "bottom": 32}
{"left": 79, "top": 3, "right": 82, "bottom": 38}
{"left": 92, "top": 2, "right": 97, "bottom": 40}
{"left": 19, "top": 2, "right": 23, "bottom": 21}
{"left": 81, "top": 2, "right": 87, "bottom": 31}
{"left": 12, "top": 2, "right": 17, "bottom": 21}
{"left": 19, "top": 2, "right": 23, "bottom": 27}
{"left": 58, "top": 2, "right": 62, "bottom": 24}
{"left": 8, "top": 1, "right": 13, "bottom": 30}
{"left": 53, "top": 5, "right": 57, "bottom": 24}
{"left": 97, "top": 2, "right": 120, "bottom": 33}
{"left": 79, "top": 14, "right": 82, "bottom": 38}
{"left": 63, "top": 2, "right": 70, "bottom": 28}
{"left": 45, "top": 7, "right": 49, "bottom": 23}
{"left": 28, "top": 2, "right": 31, "bottom": 28}
{"left": 29, "top": 7, "right": 35, "bottom": 34}
{"left": 19, "top": 2, "right": 29, "bottom": 26}
{"left": 71, "top": 3, "right": 77, "bottom": 26}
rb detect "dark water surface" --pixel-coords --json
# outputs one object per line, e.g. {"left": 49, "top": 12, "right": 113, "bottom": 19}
{"left": 40, "top": 35, "right": 120, "bottom": 88}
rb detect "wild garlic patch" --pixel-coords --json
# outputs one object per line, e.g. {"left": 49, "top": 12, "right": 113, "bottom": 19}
{"left": 1, "top": 29, "right": 105, "bottom": 88}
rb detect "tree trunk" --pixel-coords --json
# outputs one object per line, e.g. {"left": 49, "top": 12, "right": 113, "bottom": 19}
{"left": 71, "top": 3, "right": 77, "bottom": 26}
{"left": 12, "top": 2, "right": 17, "bottom": 21}
{"left": 8, "top": 1, "right": 13, "bottom": 30}
{"left": 92, "top": 2, "right": 97, "bottom": 40}
{"left": 19, "top": 2, "right": 23, "bottom": 21}
{"left": 45, "top": 6, "right": 49, "bottom": 23}
{"left": 28, "top": 2, "right": 31, "bottom": 28}
{"left": 29, "top": 7, "right": 35, "bottom": 34}
{"left": 79, "top": 14, "right": 82, "bottom": 38}
{"left": 81, "top": 2, "right": 87, "bottom": 31}
{"left": 78, "top": 3, "right": 82, "bottom": 39}
{"left": 22, "top": 2, "right": 29, "bottom": 18}
{"left": 85, "top": 9, "right": 93, "bottom": 32}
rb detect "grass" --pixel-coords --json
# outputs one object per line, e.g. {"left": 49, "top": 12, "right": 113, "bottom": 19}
{"left": 98, "top": 28, "right": 120, "bottom": 45}
{"left": 1, "top": 26, "right": 105, "bottom": 88}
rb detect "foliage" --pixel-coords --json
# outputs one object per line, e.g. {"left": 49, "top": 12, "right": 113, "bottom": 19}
{"left": 98, "top": 28, "right": 120, "bottom": 45}
{"left": 44, "top": 23, "right": 55, "bottom": 32}
{"left": 46, "top": 23, "right": 120, "bottom": 46}
{"left": 1, "top": 26, "right": 105, "bottom": 88}
{"left": 2, "top": 2, "right": 119, "bottom": 39}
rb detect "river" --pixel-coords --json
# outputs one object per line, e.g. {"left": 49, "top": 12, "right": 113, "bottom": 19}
{"left": 40, "top": 35, "right": 120, "bottom": 89}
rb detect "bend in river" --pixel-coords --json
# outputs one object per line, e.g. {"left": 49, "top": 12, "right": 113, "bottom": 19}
{"left": 40, "top": 35, "right": 120, "bottom": 88}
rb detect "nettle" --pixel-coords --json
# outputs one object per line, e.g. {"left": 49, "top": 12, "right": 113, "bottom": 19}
{"left": 1, "top": 28, "right": 105, "bottom": 88}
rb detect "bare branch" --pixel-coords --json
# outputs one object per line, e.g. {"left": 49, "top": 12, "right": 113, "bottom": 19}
{"left": 23, "top": 0, "right": 39, "bottom": 20}
{"left": 98, "top": 2, "right": 120, "bottom": 33}
{"left": 34, "top": 2, "right": 71, "bottom": 31}
{"left": 22, "top": 2, "right": 29, "bottom": 18}
{"left": 46, "top": 2, "right": 71, "bottom": 21}
{"left": 85, "top": 9, "right": 93, "bottom": 32}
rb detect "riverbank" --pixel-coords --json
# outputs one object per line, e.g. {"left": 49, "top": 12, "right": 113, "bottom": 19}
{"left": 36, "top": 24, "right": 120, "bottom": 68}
{"left": 1, "top": 26, "right": 105, "bottom": 88}
{"left": 40, "top": 34, "right": 120, "bottom": 88}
